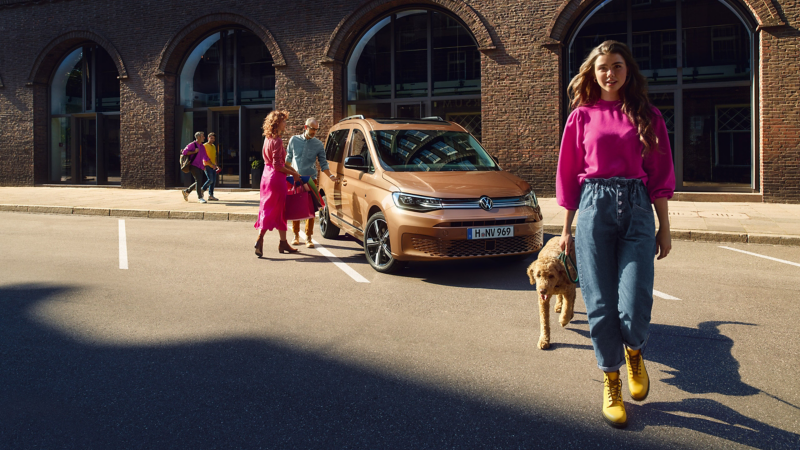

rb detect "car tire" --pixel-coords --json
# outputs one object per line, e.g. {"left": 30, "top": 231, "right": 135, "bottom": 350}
{"left": 319, "top": 195, "right": 340, "bottom": 239}
{"left": 363, "top": 212, "right": 406, "bottom": 274}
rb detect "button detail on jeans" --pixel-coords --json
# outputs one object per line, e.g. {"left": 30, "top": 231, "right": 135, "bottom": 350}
{"left": 619, "top": 201, "right": 623, "bottom": 205}
{"left": 618, "top": 209, "right": 622, "bottom": 213}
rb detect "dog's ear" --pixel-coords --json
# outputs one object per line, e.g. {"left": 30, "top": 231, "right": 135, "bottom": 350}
{"left": 526, "top": 262, "right": 537, "bottom": 285}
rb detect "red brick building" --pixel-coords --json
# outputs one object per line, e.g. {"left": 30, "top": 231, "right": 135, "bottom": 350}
{"left": 0, "top": 0, "right": 797, "bottom": 202}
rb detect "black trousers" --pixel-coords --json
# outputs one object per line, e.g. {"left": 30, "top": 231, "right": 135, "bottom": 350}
{"left": 184, "top": 166, "right": 204, "bottom": 199}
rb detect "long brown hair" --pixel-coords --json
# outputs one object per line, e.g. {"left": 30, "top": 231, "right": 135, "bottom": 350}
{"left": 567, "top": 40, "right": 659, "bottom": 156}
{"left": 262, "top": 110, "right": 289, "bottom": 139}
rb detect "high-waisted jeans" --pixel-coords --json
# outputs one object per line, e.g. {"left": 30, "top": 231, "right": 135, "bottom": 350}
{"left": 575, "top": 178, "right": 656, "bottom": 372}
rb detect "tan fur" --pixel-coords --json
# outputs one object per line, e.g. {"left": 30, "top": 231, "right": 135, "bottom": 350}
{"left": 526, "top": 237, "right": 577, "bottom": 350}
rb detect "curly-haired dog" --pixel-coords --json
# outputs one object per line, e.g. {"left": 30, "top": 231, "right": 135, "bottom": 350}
{"left": 526, "top": 237, "right": 577, "bottom": 350}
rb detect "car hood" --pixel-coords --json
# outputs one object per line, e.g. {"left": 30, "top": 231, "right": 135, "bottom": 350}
{"left": 382, "top": 171, "right": 529, "bottom": 198}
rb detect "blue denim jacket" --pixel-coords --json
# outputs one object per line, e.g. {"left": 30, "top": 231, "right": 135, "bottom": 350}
{"left": 285, "top": 134, "right": 329, "bottom": 177}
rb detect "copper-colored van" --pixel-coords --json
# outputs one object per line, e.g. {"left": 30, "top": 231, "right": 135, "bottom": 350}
{"left": 317, "top": 116, "right": 543, "bottom": 273}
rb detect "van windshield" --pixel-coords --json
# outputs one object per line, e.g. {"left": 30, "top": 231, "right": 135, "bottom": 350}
{"left": 369, "top": 130, "right": 498, "bottom": 172}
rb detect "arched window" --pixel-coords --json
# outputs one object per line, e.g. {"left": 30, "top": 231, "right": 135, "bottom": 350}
{"left": 346, "top": 9, "right": 482, "bottom": 140}
{"left": 568, "top": 0, "right": 755, "bottom": 191}
{"left": 177, "top": 28, "right": 275, "bottom": 188}
{"left": 50, "top": 45, "right": 121, "bottom": 184}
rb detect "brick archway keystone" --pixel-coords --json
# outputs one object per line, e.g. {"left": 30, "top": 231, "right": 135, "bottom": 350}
{"left": 27, "top": 30, "right": 127, "bottom": 85}
{"left": 156, "top": 12, "right": 286, "bottom": 76}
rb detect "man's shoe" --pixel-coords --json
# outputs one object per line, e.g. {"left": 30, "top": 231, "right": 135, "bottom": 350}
{"left": 182, "top": 190, "right": 189, "bottom": 202}
{"left": 208, "top": 196, "right": 219, "bottom": 201}
{"left": 306, "top": 239, "right": 315, "bottom": 249}
{"left": 602, "top": 371, "right": 627, "bottom": 428}
{"left": 625, "top": 347, "right": 650, "bottom": 401}
{"left": 198, "top": 198, "right": 207, "bottom": 204}
{"left": 291, "top": 234, "right": 301, "bottom": 245}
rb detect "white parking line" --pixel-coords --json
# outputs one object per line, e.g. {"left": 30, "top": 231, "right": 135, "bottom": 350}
{"left": 300, "top": 232, "right": 369, "bottom": 283}
{"left": 119, "top": 219, "right": 128, "bottom": 270}
{"left": 653, "top": 289, "right": 681, "bottom": 301}
{"left": 720, "top": 246, "right": 800, "bottom": 268}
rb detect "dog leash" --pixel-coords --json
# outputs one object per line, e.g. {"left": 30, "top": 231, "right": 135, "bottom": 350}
{"left": 558, "top": 251, "right": 579, "bottom": 284}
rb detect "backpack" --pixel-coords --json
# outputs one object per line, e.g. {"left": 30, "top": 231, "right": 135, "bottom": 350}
{"left": 180, "top": 142, "right": 199, "bottom": 173}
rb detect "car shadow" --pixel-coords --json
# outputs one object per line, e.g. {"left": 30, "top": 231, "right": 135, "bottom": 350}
{"left": 2, "top": 285, "right": 797, "bottom": 449}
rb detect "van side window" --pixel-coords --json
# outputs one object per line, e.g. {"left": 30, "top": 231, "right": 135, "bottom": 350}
{"left": 349, "top": 129, "right": 374, "bottom": 172}
{"left": 324, "top": 129, "right": 350, "bottom": 163}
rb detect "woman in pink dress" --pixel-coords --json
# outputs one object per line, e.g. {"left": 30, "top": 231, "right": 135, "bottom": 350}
{"left": 254, "top": 110, "right": 303, "bottom": 256}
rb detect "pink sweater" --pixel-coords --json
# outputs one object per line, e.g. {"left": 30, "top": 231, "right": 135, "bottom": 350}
{"left": 556, "top": 99, "right": 675, "bottom": 210}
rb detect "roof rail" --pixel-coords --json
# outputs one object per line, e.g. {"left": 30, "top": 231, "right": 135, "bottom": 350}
{"left": 339, "top": 114, "right": 365, "bottom": 123}
{"left": 421, "top": 116, "right": 446, "bottom": 122}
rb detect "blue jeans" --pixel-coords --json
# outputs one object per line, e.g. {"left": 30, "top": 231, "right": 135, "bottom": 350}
{"left": 202, "top": 167, "right": 216, "bottom": 196}
{"left": 575, "top": 178, "right": 656, "bottom": 372}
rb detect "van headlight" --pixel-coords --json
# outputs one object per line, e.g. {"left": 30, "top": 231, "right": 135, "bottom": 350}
{"left": 392, "top": 192, "right": 443, "bottom": 212}
{"left": 523, "top": 189, "right": 539, "bottom": 208}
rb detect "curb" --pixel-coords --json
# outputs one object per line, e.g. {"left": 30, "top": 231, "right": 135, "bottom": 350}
{"left": 3, "top": 205, "right": 798, "bottom": 247}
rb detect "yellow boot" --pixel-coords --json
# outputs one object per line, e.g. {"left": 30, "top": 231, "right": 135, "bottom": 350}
{"left": 602, "top": 370, "right": 627, "bottom": 428}
{"left": 625, "top": 347, "right": 650, "bottom": 401}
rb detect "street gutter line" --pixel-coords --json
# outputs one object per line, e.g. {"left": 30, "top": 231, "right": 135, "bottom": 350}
{"left": 300, "top": 232, "right": 369, "bottom": 283}
{"left": 119, "top": 219, "right": 128, "bottom": 270}
{"left": 653, "top": 290, "right": 681, "bottom": 301}
{"left": 719, "top": 246, "right": 800, "bottom": 268}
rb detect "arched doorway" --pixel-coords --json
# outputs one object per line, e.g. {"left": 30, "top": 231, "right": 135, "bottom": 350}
{"left": 568, "top": 0, "right": 756, "bottom": 191}
{"left": 50, "top": 45, "right": 121, "bottom": 184}
{"left": 345, "top": 9, "right": 482, "bottom": 141}
{"left": 176, "top": 28, "right": 275, "bottom": 188}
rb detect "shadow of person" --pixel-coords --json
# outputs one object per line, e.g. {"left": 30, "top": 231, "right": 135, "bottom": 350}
{"left": 627, "top": 399, "right": 800, "bottom": 449}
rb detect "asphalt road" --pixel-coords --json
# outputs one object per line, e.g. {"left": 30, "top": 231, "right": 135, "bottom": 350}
{"left": 1, "top": 212, "right": 799, "bottom": 449}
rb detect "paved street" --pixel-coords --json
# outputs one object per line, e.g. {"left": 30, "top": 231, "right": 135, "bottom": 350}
{"left": 1, "top": 211, "right": 799, "bottom": 449}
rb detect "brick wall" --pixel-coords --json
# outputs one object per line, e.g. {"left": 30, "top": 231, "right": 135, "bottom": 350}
{"left": 0, "top": 0, "right": 798, "bottom": 202}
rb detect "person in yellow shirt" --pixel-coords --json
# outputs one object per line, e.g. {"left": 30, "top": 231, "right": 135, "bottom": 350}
{"left": 202, "top": 132, "right": 220, "bottom": 201}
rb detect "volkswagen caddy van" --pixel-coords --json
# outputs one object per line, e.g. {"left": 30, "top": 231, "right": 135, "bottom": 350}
{"left": 316, "top": 116, "right": 543, "bottom": 273}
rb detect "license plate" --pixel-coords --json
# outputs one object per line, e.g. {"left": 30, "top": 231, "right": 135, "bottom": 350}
{"left": 467, "top": 226, "right": 514, "bottom": 240}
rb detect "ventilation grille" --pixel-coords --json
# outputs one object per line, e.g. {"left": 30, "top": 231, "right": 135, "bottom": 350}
{"left": 411, "top": 235, "right": 543, "bottom": 258}
{"left": 434, "top": 218, "right": 527, "bottom": 228}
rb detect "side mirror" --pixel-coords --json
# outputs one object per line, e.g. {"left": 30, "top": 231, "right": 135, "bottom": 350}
{"left": 344, "top": 155, "right": 368, "bottom": 171}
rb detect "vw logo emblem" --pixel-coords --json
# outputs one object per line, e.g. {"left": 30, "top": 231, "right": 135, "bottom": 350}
{"left": 479, "top": 196, "right": 493, "bottom": 211}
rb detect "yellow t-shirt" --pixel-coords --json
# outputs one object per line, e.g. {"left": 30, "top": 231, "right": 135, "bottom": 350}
{"left": 204, "top": 143, "right": 217, "bottom": 165}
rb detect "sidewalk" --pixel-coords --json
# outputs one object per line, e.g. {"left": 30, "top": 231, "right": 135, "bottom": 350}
{"left": 1, "top": 187, "right": 799, "bottom": 246}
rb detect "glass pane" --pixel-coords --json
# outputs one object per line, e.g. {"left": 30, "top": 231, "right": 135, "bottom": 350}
{"left": 51, "top": 48, "right": 84, "bottom": 114}
{"left": 432, "top": 12, "right": 480, "bottom": 96}
{"left": 370, "top": 130, "right": 497, "bottom": 172}
{"left": 50, "top": 117, "right": 71, "bottom": 183}
{"left": 223, "top": 30, "right": 235, "bottom": 106}
{"left": 79, "top": 118, "right": 97, "bottom": 184}
{"left": 218, "top": 112, "right": 240, "bottom": 186}
{"left": 238, "top": 30, "right": 275, "bottom": 105}
{"left": 347, "top": 17, "right": 392, "bottom": 101}
{"left": 431, "top": 98, "right": 481, "bottom": 142}
{"left": 683, "top": 0, "right": 750, "bottom": 84}
{"left": 395, "top": 11, "right": 428, "bottom": 98}
{"left": 95, "top": 47, "right": 120, "bottom": 112}
{"left": 650, "top": 92, "right": 675, "bottom": 159}
{"left": 84, "top": 47, "right": 93, "bottom": 111}
{"left": 179, "top": 33, "right": 221, "bottom": 108}
{"left": 104, "top": 115, "right": 121, "bottom": 184}
{"left": 683, "top": 86, "right": 751, "bottom": 186}
{"left": 180, "top": 111, "right": 208, "bottom": 151}
{"left": 569, "top": 0, "right": 627, "bottom": 81}
{"left": 397, "top": 103, "right": 423, "bottom": 118}
{"left": 347, "top": 103, "right": 392, "bottom": 119}
{"left": 632, "top": 0, "right": 677, "bottom": 85}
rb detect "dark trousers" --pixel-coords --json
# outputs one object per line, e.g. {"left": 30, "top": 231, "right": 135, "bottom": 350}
{"left": 184, "top": 166, "right": 204, "bottom": 199}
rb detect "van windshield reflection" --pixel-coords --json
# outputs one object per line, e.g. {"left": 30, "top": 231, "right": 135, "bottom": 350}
{"left": 370, "top": 130, "right": 498, "bottom": 172}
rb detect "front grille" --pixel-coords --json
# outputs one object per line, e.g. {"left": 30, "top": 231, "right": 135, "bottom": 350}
{"left": 434, "top": 218, "right": 527, "bottom": 228}
{"left": 441, "top": 197, "right": 526, "bottom": 209}
{"left": 411, "top": 234, "right": 543, "bottom": 258}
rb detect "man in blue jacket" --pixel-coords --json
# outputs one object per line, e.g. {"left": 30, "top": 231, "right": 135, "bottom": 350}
{"left": 286, "top": 118, "right": 338, "bottom": 248}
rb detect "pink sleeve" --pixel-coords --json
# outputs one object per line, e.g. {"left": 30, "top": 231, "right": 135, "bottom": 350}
{"left": 643, "top": 108, "right": 676, "bottom": 203}
{"left": 556, "top": 109, "right": 585, "bottom": 210}
{"left": 273, "top": 139, "right": 285, "bottom": 168}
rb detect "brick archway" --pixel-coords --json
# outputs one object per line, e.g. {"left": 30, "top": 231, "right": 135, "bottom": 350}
{"left": 322, "top": 0, "right": 497, "bottom": 64}
{"left": 545, "top": 0, "right": 784, "bottom": 45}
{"left": 156, "top": 12, "right": 286, "bottom": 76}
{"left": 27, "top": 30, "right": 127, "bottom": 85}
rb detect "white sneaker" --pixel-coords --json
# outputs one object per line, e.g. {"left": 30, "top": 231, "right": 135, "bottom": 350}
{"left": 198, "top": 198, "right": 207, "bottom": 203}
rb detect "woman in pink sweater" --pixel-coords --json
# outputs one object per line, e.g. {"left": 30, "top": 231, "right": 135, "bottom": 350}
{"left": 556, "top": 41, "right": 675, "bottom": 429}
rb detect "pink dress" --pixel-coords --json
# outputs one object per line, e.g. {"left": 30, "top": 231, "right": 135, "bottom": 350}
{"left": 254, "top": 137, "right": 288, "bottom": 231}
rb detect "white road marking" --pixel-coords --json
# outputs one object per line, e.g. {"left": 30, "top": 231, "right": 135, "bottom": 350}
{"left": 300, "top": 232, "right": 369, "bottom": 283}
{"left": 118, "top": 220, "right": 128, "bottom": 270}
{"left": 653, "top": 289, "right": 681, "bottom": 301}
{"left": 720, "top": 246, "right": 800, "bottom": 268}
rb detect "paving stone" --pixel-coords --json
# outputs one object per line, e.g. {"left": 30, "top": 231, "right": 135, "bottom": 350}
{"left": 204, "top": 212, "right": 229, "bottom": 221}
{"left": 74, "top": 207, "right": 110, "bottom": 216}
{"left": 111, "top": 209, "right": 150, "bottom": 218}
{"left": 170, "top": 211, "right": 204, "bottom": 220}
{"left": 28, "top": 205, "right": 73, "bottom": 215}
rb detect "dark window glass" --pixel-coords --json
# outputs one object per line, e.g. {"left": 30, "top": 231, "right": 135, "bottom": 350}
{"left": 395, "top": 11, "right": 428, "bottom": 98}
{"left": 95, "top": 47, "right": 120, "bottom": 112}
{"left": 349, "top": 129, "right": 374, "bottom": 172}
{"left": 104, "top": 115, "right": 121, "bottom": 184}
{"left": 569, "top": 0, "right": 627, "bottom": 81}
{"left": 325, "top": 129, "right": 350, "bottom": 162}
{"left": 238, "top": 30, "right": 275, "bottom": 105}
{"left": 632, "top": 0, "right": 677, "bottom": 85}
{"left": 348, "top": 17, "right": 392, "bottom": 101}
{"left": 192, "top": 35, "right": 222, "bottom": 107}
{"left": 370, "top": 130, "right": 497, "bottom": 172}
{"left": 346, "top": 103, "right": 392, "bottom": 119}
{"left": 431, "top": 98, "right": 481, "bottom": 142}
{"left": 432, "top": 12, "right": 480, "bottom": 96}
{"left": 222, "top": 30, "right": 236, "bottom": 106}
{"left": 683, "top": 0, "right": 750, "bottom": 83}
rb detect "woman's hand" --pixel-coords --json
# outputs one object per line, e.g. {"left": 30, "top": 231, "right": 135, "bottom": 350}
{"left": 559, "top": 232, "right": 573, "bottom": 254}
{"left": 656, "top": 226, "right": 671, "bottom": 260}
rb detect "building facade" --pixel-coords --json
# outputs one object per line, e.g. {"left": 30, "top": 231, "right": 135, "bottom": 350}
{"left": 0, "top": 0, "right": 797, "bottom": 202}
